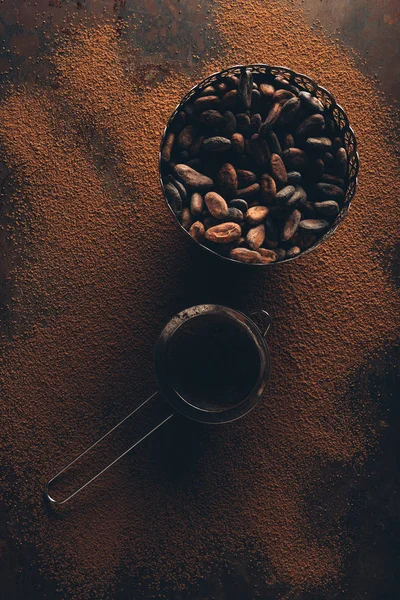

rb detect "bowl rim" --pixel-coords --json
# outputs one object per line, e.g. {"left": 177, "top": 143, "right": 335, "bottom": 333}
{"left": 159, "top": 63, "right": 360, "bottom": 267}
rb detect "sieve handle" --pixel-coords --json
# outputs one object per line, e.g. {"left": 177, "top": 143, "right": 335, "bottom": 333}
{"left": 249, "top": 309, "right": 271, "bottom": 337}
{"left": 44, "top": 391, "right": 174, "bottom": 505}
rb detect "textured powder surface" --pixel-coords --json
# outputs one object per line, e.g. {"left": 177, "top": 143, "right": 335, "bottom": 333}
{"left": 0, "top": 0, "right": 399, "bottom": 598}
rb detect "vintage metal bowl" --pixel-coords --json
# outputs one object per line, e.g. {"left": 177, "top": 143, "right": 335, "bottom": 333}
{"left": 159, "top": 64, "right": 359, "bottom": 266}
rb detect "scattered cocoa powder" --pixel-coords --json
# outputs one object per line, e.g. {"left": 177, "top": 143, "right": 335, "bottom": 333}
{"left": 0, "top": 0, "right": 399, "bottom": 598}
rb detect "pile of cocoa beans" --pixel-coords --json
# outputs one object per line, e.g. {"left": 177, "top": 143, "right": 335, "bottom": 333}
{"left": 161, "top": 68, "right": 348, "bottom": 264}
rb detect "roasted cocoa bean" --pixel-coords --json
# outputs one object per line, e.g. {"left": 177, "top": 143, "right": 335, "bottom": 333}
{"left": 190, "top": 192, "right": 204, "bottom": 217}
{"left": 299, "top": 219, "right": 330, "bottom": 233}
{"left": 236, "top": 113, "right": 251, "bottom": 135}
{"left": 260, "top": 173, "right": 277, "bottom": 203}
{"left": 220, "top": 110, "right": 237, "bottom": 137}
{"left": 315, "top": 182, "right": 345, "bottom": 200}
{"left": 226, "top": 207, "right": 244, "bottom": 223}
{"left": 194, "top": 95, "right": 221, "bottom": 111}
{"left": 286, "top": 245, "right": 301, "bottom": 258}
{"left": 237, "top": 170, "right": 257, "bottom": 187}
{"left": 281, "top": 209, "right": 301, "bottom": 241}
{"left": 295, "top": 113, "right": 325, "bottom": 141}
{"left": 282, "top": 133, "right": 295, "bottom": 150}
{"left": 260, "top": 102, "right": 283, "bottom": 133}
{"left": 274, "top": 247, "right": 287, "bottom": 261}
{"left": 178, "top": 125, "right": 195, "bottom": 150}
{"left": 332, "top": 137, "right": 342, "bottom": 153}
{"left": 186, "top": 158, "right": 202, "bottom": 171}
{"left": 314, "top": 200, "right": 340, "bottom": 217}
{"left": 165, "top": 182, "right": 183, "bottom": 215}
{"left": 231, "top": 132, "right": 245, "bottom": 153}
{"left": 278, "top": 97, "right": 301, "bottom": 125}
{"left": 199, "top": 109, "right": 225, "bottom": 127}
{"left": 181, "top": 207, "right": 193, "bottom": 230}
{"left": 230, "top": 247, "right": 262, "bottom": 263}
{"left": 276, "top": 185, "right": 296, "bottom": 204}
{"left": 287, "top": 185, "right": 307, "bottom": 207}
{"left": 221, "top": 89, "right": 239, "bottom": 110}
{"left": 189, "top": 220, "right": 205, "bottom": 241}
{"left": 250, "top": 113, "right": 262, "bottom": 134}
{"left": 282, "top": 147, "right": 308, "bottom": 171}
{"left": 162, "top": 132, "right": 175, "bottom": 162}
{"left": 265, "top": 130, "right": 282, "bottom": 156}
{"left": 172, "top": 110, "right": 187, "bottom": 132}
{"left": 172, "top": 178, "right": 188, "bottom": 203}
{"left": 263, "top": 217, "right": 278, "bottom": 248}
{"left": 305, "top": 137, "right": 332, "bottom": 152}
{"left": 248, "top": 134, "right": 271, "bottom": 165}
{"left": 205, "top": 222, "right": 242, "bottom": 244}
{"left": 216, "top": 82, "right": 228, "bottom": 95}
{"left": 174, "top": 164, "right": 214, "bottom": 191}
{"left": 239, "top": 68, "right": 253, "bottom": 109}
{"left": 320, "top": 174, "right": 345, "bottom": 188}
{"left": 272, "top": 89, "right": 295, "bottom": 103}
{"left": 299, "top": 91, "right": 324, "bottom": 114}
{"left": 287, "top": 171, "right": 302, "bottom": 184}
{"left": 237, "top": 183, "right": 260, "bottom": 198}
{"left": 202, "top": 136, "right": 232, "bottom": 152}
{"left": 246, "top": 205, "right": 269, "bottom": 225}
{"left": 270, "top": 153, "right": 288, "bottom": 186}
{"left": 217, "top": 163, "right": 238, "bottom": 199}
{"left": 200, "top": 85, "right": 217, "bottom": 96}
{"left": 259, "top": 83, "right": 275, "bottom": 98}
{"left": 230, "top": 198, "right": 248, "bottom": 213}
{"left": 336, "top": 147, "right": 348, "bottom": 177}
{"left": 274, "top": 76, "right": 299, "bottom": 94}
{"left": 258, "top": 248, "right": 277, "bottom": 263}
{"left": 205, "top": 191, "right": 229, "bottom": 219}
{"left": 247, "top": 224, "right": 265, "bottom": 250}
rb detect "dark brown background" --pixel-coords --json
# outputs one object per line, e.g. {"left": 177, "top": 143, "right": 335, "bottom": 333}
{"left": 0, "top": 1, "right": 399, "bottom": 599}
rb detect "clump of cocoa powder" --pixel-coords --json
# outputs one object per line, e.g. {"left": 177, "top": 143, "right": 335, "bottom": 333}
{"left": 0, "top": 0, "right": 399, "bottom": 598}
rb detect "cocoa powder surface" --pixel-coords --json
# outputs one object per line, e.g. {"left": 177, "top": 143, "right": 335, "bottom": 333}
{"left": 0, "top": 0, "right": 399, "bottom": 598}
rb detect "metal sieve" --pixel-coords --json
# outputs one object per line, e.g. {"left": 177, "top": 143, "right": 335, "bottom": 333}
{"left": 45, "top": 304, "right": 271, "bottom": 504}
{"left": 159, "top": 63, "right": 360, "bottom": 266}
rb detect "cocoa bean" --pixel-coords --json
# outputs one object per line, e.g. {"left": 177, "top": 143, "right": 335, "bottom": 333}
{"left": 274, "top": 76, "right": 299, "bottom": 94}
{"left": 258, "top": 248, "right": 277, "bottom": 263}
{"left": 272, "top": 89, "right": 295, "bottom": 103}
{"left": 264, "top": 218, "right": 278, "bottom": 248}
{"left": 190, "top": 192, "right": 204, "bottom": 217}
{"left": 298, "top": 91, "right": 324, "bottom": 113}
{"left": 305, "top": 137, "right": 332, "bottom": 152}
{"left": 251, "top": 89, "right": 261, "bottom": 112}
{"left": 336, "top": 147, "right": 348, "bottom": 177}
{"left": 200, "top": 85, "right": 217, "bottom": 96}
{"left": 172, "top": 178, "right": 188, "bottom": 203}
{"left": 194, "top": 95, "right": 221, "bottom": 111}
{"left": 221, "top": 89, "right": 239, "bottom": 110}
{"left": 259, "top": 83, "right": 275, "bottom": 98}
{"left": 287, "top": 171, "right": 302, "bottom": 184}
{"left": 305, "top": 158, "right": 324, "bottom": 184}
{"left": 278, "top": 97, "right": 301, "bottom": 125}
{"left": 298, "top": 219, "right": 330, "bottom": 233}
{"left": 246, "top": 224, "right": 265, "bottom": 250}
{"left": 202, "top": 136, "right": 232, "bottom": 152}
{"left": 174, "top": 164, "right": 214, "bottom": 191}
{"left": 205, "top": 191, "right": 229, "bottom": 219}
{"left": 295, "top": 113, "right": 325, "bottom": 141}
{"left": 189, "top": 135, "right": 206, "bottom": 158}
{"left": 260, "top": 173, "right": 277, "bottom": 203}
{"left": 247, "top": 134, "right": 271, "bottom": 165}
{"left": 314, "top": 200, "right": 340, "bottom": 217}
{"left": 274, "top": 248, "right": 287, "bottom": 261}
{"left": 205, "top": 222, "right": 242, "bottom": 244}
{"left": 189, "top": 220, "right": 205, "bottom": 241}
{"left": 282, "top": 148, "right": 308, "bottom": 171}
{"left": 246, "top": 205, "right": 269, "bottom": 225}
{"left": 172, "top": 110, "right": 187, "bottom": 132}
{"left": 260, "top": 102, "right": 282, "bottom": 133}
{"left": 186, "top": 158, "right": 202, "bottom": 171}
{"left": 198, "top": 109, "right": 225, "bottom": 127}
{"left": 230, "top": 247, "right": 263, "bottom": 263}
{"left": 226, "top": 207, "right": 244, "bottom": 223}
{"left": 237, "top": 170, "right": 257, "bottom": 187}
{"left": 165, "top": 182, "right": 182, "bottom": 215}
{"left": 216, "top": 82, "right": 228, "bottom": 95}
{"left": 282, "top": 133, "right": 295, "bottom": 150}
{"left": 225, "top": 74, "right": 240, "bottom": 89}
{"left": 320, "top": 174, "right": 345, "bottom": 188}
{"left": 332, "top": 137, "right": 342, "bottom": 153}
{"left": 265, "top": 130, "right": 282, "bottom": 156}
{"left": 287, "top": 185, "right": 306, "bottom": 207}
{"left": 161, "top": 132, "right": 175, "bottom": 162}
{"left": 178, "top": 150, "right": 190, "bottom": 162}
{"left": 315, "top": 182, "right": 345, "bottom": 200}
{"left": 178, "top": 125, "right": 195, "bottom": 150}
{"left": 220, "top": 110, "right": 237, "bottom": 137}
{"left": 230, "top": 199, "right": 248, "bottom": 213}
{"left": 217, "top": 163, "right": 238, "bottom": 199}
{"left": 281, "top": 209, "right": 301, "bottom": 241}
{"left": 299, "top": 200, "right": 316, "bottom": 218}
{"left": 323, "top": 152, "right": 335, "bottom": 170}
{"left": 237, "top": 183, "right": 260, "bottom": 198}
{"left": 231, "top": 132, "right": 245, "bottom": 154}
{"left": 181, "top": 207, "right": 193, "bottom": 230}
{"left": 236, "top": 113, "right": 251, "bottom": 135}
{"left": 270, "top": 153, "right": 288, "bottom": 186}
{"left": 276, "top": 185, "right": 295, "bottom": 204}
{"left": 203, "top": 215, "right": 219, "bottom": 229}
{"left": 286, "top": 246, "right": 301, "bottom": 258}
{"left": 239, "top": 68, "right": 253, "bottom": 109}
{"left": 250, "top": 113, "right": 262, "bottom": 134}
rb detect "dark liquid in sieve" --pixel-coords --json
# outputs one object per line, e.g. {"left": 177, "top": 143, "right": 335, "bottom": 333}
{"left": 166, "top": 314, "right": 261, "bottom": 411}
